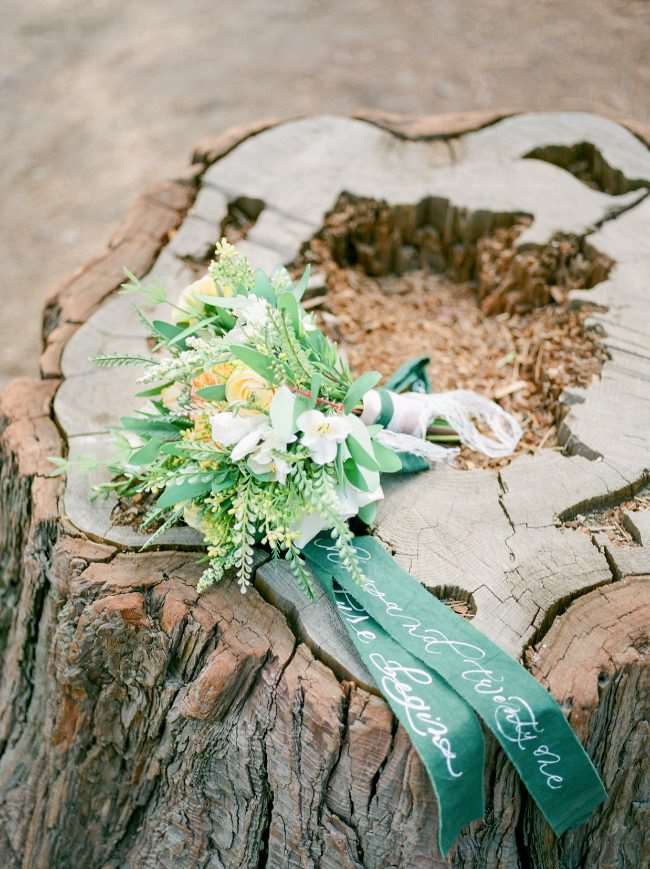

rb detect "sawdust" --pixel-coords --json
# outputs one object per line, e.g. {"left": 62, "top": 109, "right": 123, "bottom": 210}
{"left": 297, "top": 199, "right": 610, "bottom": 470}
{"left": 564, "top": 487, "right": 650, "bottom": 547}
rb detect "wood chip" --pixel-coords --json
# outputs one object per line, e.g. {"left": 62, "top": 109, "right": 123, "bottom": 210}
{"left": 493, "top": 380, "right": 529, "bottom": 400}
{"left": 292, "top": 196, "right": 609, "bottom": 470}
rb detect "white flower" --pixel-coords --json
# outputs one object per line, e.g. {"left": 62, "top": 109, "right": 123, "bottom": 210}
{"left": 210, "top": 412, "right": 268, "bottom": 461}
{"left": 336, "top": 481, "right": 384, "bottom": 519}
{"left": 221, "top": 296, "right": 270, "bottom": 345}
{"left": 270, "top": 267, "right": 292, "bottom": 292}
{"left": 291, "top": 482, "right": 384, "bottom": 548}
{"left": 297, "top": 409, "right": 352, "bottom": 465}
{"left": 211, "top": 409, "right": 297, "bottom": 481}
{"left": 247, "top": 427, "right": 296, "bottom": 484}
{"left": 238, "top": 296, "right": 270, "bottom": 337}
{"left": 292, "top": 511, "right": 329, "bottom": 549}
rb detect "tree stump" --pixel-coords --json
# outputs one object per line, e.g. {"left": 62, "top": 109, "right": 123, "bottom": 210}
{"left": 2, "top": 112, "right": 650, "bottom": 869}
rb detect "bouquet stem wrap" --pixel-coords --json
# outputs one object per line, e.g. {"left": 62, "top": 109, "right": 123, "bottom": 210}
{"left": 305, "top": 535, "right": 607, "bottom": 856}
{"left": 363, "top": 387, "right": 524, "bottom": 462}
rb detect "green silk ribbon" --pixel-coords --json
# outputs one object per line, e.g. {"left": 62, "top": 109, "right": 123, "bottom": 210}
{"left": 315, "top": 567, "right": 485, "bottom": 854}
{"left": 304, "top": 535, "right": 607, "bottom": 854}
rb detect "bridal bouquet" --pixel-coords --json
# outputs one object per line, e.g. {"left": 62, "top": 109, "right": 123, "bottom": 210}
{"left": 94, "top": 240, "right": 521, "bottom": 595}
{"left": 81, "top": 240, "right": 606, "bottom": 854}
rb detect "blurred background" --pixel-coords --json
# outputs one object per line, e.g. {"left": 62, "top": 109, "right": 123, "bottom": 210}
{"left": 2, "top": 0, "right": 649, "bottom": 387}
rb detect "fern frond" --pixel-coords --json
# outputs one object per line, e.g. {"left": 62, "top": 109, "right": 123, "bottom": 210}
{"left": 94, "top": 354, "right": 158, "bottom": 368}
{"left": 139, "top": 506, "right": 184, "bottom": 551}
{"left": 231, "top": 476, "right": 258, "bottom": 591}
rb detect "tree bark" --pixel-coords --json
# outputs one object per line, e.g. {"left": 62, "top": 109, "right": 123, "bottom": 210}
{"left": 1, "top": 112, "right": 649, "bottom": 868}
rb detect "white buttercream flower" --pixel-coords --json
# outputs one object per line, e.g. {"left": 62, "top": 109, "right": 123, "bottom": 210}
{"left": 297, "top": 410, "right": 351, "bottom": 465}
{"left": 247, "top": 427, "right": 296, "bottom": 484}
{"left": 238, "top": 295, "right": 270, "bottom": 336}
{"left": 291, "top": 482, "right": 384, "bottom": 548}
{"left": 210, "top": 412, "right": 268, "bottom": 458}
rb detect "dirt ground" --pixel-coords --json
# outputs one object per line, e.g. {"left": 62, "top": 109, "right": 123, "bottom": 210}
{"left": 2, "top": 0, "right": 649, "bottom": 386}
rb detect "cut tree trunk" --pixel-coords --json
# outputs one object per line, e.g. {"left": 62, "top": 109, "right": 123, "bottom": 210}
{"left": 1, "top": 111, "right": 649, "bottom": 869}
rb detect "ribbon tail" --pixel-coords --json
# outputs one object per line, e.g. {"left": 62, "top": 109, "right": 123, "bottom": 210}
{"left": 305, "top": 535, "right": 607, "bottom": 840}
{"left": 311, "top": 563, "right": 485, "bottom": 856}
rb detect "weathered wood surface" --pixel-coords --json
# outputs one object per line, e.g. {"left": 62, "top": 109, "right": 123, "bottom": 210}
{"left": 1, "top": 112, "right": 649, "bottom": 868}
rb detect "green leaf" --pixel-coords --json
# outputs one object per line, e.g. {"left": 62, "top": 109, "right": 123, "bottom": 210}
{"left": 121, "top": 416, "right": 186, "bottom": 434}
{"left": 213, "top": 309, "right": 237, "bottom": 332}
{"left": 156, "top": 476, "right": 214, "bottom": 508}
{"left": 211, "top": 475, "right": 237, "bottom": 493}
{"left": 159, "top": 441, "right": 199, "bottom": 457}
{"left": 135, "top": 381, "right": 176, "bottom": 398}
{"left": 372, "top": 440, "right": 403, "bottom": 473}
{"left": 253, "top": 269, "right": 277, "bottom": 304}
{"left": 293, "top": 394, "right": 312, "bottom": 427}
{"left": 196, "top": 384, "right": 227, "bottom": 401}
{"left": 358, "top": 501, "right": 377, "bottom": 525}
{"left": 167, "top": 315, "right": 219, "bottom": 347}
{"left": 346, "top": 435, "right": 379, "bottom": 472}
{"left": 310, "top": 372, "right": 322, "bottom": 405}
{"left": 246, "top": 467, "right": 275, "bottom": 483}
{"left": 270, "top": 387, "right": 296, "bottom": 441}
{"left": 343, "top": 458, "right": 370, "bottom": 492}
{"left": 230, "top": 345, "right": 276, "bottom": 382}
{"left": 152, "top": 320, "right": 186, "bottom": 343}
{"left": 292, "top": 265, "right": 311, "bottom": 301}
{"left": 129, "top": 437, "right": 167, "bottom": 466}
{"left": 335, "top": 442, "right": 346, "bottom": 485}
{"left": 277, "top": 292, "right": 301, "bottom": 332}
{"left": 343, "top": 371, "right": 382, "bottom": 413}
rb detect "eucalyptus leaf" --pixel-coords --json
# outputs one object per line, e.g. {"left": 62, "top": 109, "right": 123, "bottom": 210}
{"left": 346, "top": 435, "right": 379, "bottom": 472}
{"left": 121, "top": 416, "right": 185, "bottom": 434}
{"left": 278, "top": 292, "right": 301, "bottom": 332}
{"left": 253, "top": 269, "right": 277, "bottom": 304}
{"left": 152, "top": 320, "right": 186, "bottom": 344}
{"left": 358, "top": 501, "right": 378, "bottom": 525}
{"left": 343, "top": 458, "right": 370, "bottom": 492}
{"left": 292, "top": 265, "right": 311, "bottom": 301}
{"left": 156, "top": 477, "right": 214, "bottom": 508}
{"left": 230, "top": 345, "right": 276, "bottom": 382}
{"left": 167, "top": 315, "right": 219, "bottom": 347}
{"left": 196, "top": 384, "right": 227, "bottom": 401}
{"left": 129, "top": 437, "right": 167, "bottom": 466}
{"left": 212, "top": 475, "right": 237, "bottom": 493}
{"left": 135, "top": 381, "right": 176, "bottom": 398}
{"left": 310, "top": 372, "right": 322, "bottom": 405}
{"left": 343, "top": 371, "right": 382, "bottom": 413}
{"left": 372, "top": 440, "right": 403, "bottom": 473}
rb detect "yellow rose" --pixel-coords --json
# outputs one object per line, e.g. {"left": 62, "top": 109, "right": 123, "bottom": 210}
{"left": 225, "top": 364, "right": 274, "bottom": 411}
{"left": 191, "top": 363, "right": 235, "bottom": 405}
{"left": 174, "top": 273, "right": 233, "bottom": 323}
